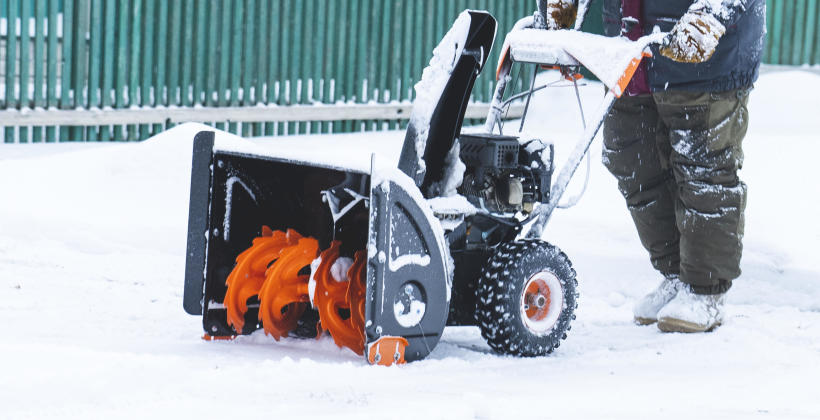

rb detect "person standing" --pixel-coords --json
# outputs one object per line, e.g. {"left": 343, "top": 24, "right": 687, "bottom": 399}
{"left": 542, "top": 0, "right": 766, "bottom": 332}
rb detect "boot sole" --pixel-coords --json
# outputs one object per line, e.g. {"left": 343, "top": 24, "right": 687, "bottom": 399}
{"left": 657, "top": 317, "right": 721, "bottom": 333}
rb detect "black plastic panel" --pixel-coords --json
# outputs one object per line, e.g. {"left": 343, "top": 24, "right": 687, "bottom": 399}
{"left": 398, "top": 11, "right": 498, "bottom": 195}
{"left": 366, "top": 179, "right": 450, "bottom": 362}
{"left": 183, "top": 133, "right": 369, "bottom": 336}
{"left": 183, "top": 131, "right": 215, "bottom": 315}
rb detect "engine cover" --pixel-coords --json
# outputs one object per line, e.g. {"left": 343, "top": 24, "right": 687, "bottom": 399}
{"left": 458, "top": 133, "right": 553, "bottom": 215}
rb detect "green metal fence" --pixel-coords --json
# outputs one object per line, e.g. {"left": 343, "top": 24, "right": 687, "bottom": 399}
{"left": 1, "top": 1, "right": 818, "bottom": 143}
{"left": 765, "top": 0, "right": 820, "bottom": 65}
{"left": 0, "top": 0, "right": 542, "bottom": 143}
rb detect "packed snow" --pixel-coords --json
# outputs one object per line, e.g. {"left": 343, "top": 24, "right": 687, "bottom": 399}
{"left": 1, "top": 70, "right": 819, "bottom": 419}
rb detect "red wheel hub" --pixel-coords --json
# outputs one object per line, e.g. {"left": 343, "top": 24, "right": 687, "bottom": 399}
{"left": 524, "top": 278, "right": 552, "bottom": 322}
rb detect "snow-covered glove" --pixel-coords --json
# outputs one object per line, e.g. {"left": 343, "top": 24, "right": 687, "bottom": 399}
{"left": 540, "top": 0, "right": 577, "bottom": 30}
{"left": 660, "top": 9, "right": 726, "bottom": 63}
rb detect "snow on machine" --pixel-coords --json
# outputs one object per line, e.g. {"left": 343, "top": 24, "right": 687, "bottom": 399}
{"left": 183, "top": 5, "right": 667, "bottom": 365}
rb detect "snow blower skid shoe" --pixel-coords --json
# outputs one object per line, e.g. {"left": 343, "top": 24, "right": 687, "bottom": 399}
{"left": 183, "top": 8, "right": 667, "bottom": 364}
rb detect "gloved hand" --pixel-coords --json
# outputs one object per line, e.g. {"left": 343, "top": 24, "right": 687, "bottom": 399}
{"left": 541, "top": 0, "right": 577, "bottom": 30}
{"left": 660, "top": 9, "right": 726, "bottom": 63}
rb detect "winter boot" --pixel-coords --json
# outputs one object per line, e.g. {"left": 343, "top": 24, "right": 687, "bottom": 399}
{"left": 633, "top": 275, "right": 683, "bottom": 325}
{"left": 657, "top": 286, "right": 725, "bottom": 333}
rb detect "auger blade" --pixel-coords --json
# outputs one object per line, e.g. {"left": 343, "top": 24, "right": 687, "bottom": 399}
{"left": 223, "top": 228, "right": 300, "bottom": 332}
{"left": 257, "top": 237, "right": 318, "bottom": 340}
{"left": 347, "top": 250, "right": 368, "bottom": 346}
{"left": 313, "top": 242, "right": 366, "bottom": 355}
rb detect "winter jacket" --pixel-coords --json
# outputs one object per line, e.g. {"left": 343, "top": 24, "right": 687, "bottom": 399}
{"left": 602, "top": 0, "right": 766, "bottom": 92}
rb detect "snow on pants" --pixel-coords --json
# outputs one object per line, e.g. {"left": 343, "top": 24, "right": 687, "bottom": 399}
{"left": 602, "top": 89, "right": 750, "bottom": 295}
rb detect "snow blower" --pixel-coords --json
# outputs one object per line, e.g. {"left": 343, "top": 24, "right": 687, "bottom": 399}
{"left": 183, "top": 7, "right": 667, "bottom": 365}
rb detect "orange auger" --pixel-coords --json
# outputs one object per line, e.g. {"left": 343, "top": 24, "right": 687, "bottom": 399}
{"left": 223, "top": 228, "right": 369, "bottom": 356}
{"left": 347, "top": 250, "right": 367, "bottom": 349}
{"left": 257, "top": 236, "right": 318, "bottom": 340}
{"left": 223, "top": 227, "right": 301, "bottom": 332}
{"left": 313, "top": 243, "right": 367, "bottom": 355}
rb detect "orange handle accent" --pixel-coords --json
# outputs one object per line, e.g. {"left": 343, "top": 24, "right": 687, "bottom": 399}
{"left": 613, "top": 50, "right": 653, "bottom": 98}
{"left": 496, "top": 45, "right": 510, "bottom": 80}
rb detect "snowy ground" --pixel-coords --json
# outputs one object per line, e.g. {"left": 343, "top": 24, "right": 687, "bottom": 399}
{"left": 1, "top": 70, "right": 819, "bottom": 419}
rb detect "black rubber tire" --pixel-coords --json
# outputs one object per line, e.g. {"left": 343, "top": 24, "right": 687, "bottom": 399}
{"left": 475, "top": 240, "right": 578, "bottom": 357}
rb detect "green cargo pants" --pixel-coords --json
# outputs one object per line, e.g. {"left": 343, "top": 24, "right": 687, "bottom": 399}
{"left": 602, "top": 88, "right": 750, "bottom": 295}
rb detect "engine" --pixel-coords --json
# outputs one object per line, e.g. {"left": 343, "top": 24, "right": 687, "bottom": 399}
{"left": 458, "top": 134, "right": 554, "bottom": 215}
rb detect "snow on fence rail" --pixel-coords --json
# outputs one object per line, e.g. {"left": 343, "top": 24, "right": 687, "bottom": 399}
{"left": 1, "top": 0, "right": 818, "bottom": 143}
{"left": 0, "top": 102, "right": 525, "bottom": 141}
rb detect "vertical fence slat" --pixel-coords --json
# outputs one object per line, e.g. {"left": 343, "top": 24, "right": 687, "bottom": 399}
{"left": 99, "top": 0, "right": 115, "bottom": 141}
{"left": 192, "top": 0, "right": 207, "bottom": 107}
{"left": 167, "top": 0, "right": 181, "bottom": 107}
{"left": 153, "top": 0, "right": 167, "bottom": 134}
{"left": 33, "top": 0, "right": 46, "bottom": 142}
{"left": 18, "top": 0, "right": 31, "bottom": 142}
{"left": 5, "top": 0, "right": 18, "bottom": 142}
{"left": 296, "top": 0, "right": 307, "bottom": 134}
{"left": 332, "top": 0, "right": 347, "bottom": 132}
{"left": 210, "top": 0, "right": 223, "bottom": 110}
{"left": 813, "top": 0, "right": 820, "bottom": 64}
{"left": 181, "top": 0, "right": 194, "bottom": 107}
{"left": 19, "top": 0, "right": 30, "bottom": 108}
{"left": 243, "top": 0, "right": 257, "bottom": 135}
{"left": 212, "top": 0, "right": 226, "bottom": 129}
{"left": 87, "top": 0, "right": 103, "bottom": 141}
{"left": 387, "top": 0, "right": 400, "bottom": 130}
{"left": 242, "top": 0, "right": 256, "bottom": 135}
{"left": 378, "top": 0, "right": 392, "bottom": 128}
{"left": 400, "top": 0, "right": 411, "bottom": 106}
{"left": 782, "top": 1, "right": 795, "bottom": 65}
{"left": 355, "top": 0, "right": 368, "bottom": 130}
{"left": 320, "top": 0, "right": 334, "bottom": 133}
{"left": 275, "top": 0, "right": 287, "bottom": 135}
{"left": 342, "top": 0, "right": 358, "bottom": 132}
{"left": 69, "top": 0, "right": 89, "bottom": 141}
{"left": 45, "top": 0, "right": 59, "bottom": 141}
{"left": 126, "top": 0, "right": 141, "bottom": 140}
{"left": 257, "top": 0, "right": 269, "bottom": 106}
{"left": 769, "top": 0, "right": 784, "bottom": 65}
{"left": 804, "top": 0, "right": 818, "bottom": 65}
{"left": 228, "top": 0, "right": 243, "bottom": 134}
{"left": 265, "top": 0, "right": 280, "bottom": 135}
{"left": 367, "top": 0, "right": 378, "bottom": 111}
{"left": 59, "top": 0, "right": 74, "bottom": 141}
{"left": 113, "top": 0, "right": 127, "bottom": 140}
{"left": 138, "top": 0, "right": 154, "bottom": 139}
{"left": 5, "top": 0, "right": 18, "bottom": 109}
{"left": 287, "top": 0, "right": 300, "bottom": 134}
{"left": 311, "top": 0, "right": 324, "bottom": 134}
{"left": 301, "top": 0, "right": 313, "bottom": 134}
{"left": 793, "top": 0, "right": 808, "bottom": 66}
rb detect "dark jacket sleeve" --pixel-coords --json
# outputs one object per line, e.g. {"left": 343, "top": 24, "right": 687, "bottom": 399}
{"left": 690, "top": 0, "right": 750, "bottom": 27}
{"left": 644, "top": 0, "right": 766, "bottom": 92}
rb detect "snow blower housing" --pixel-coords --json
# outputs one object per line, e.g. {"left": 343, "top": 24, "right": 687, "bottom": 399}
{"left": 184, "top": 8, "right": 664, "bottom": 365}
